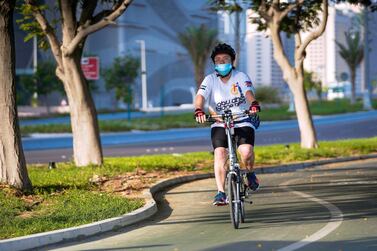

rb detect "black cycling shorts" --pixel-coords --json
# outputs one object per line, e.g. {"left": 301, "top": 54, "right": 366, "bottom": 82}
{"left": 211, "top": 126, "right": 255, "bottom": 149}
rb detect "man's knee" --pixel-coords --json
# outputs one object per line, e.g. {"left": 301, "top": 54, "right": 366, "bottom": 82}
{"left": 238, "top": 144, "right": 254, "bottom": 160}
{"left": 214, "top": 147, "right": 227, "bottom": 161}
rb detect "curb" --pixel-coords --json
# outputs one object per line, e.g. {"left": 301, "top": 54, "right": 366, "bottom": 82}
{"left": 256, "top": 153, "right": 377, "bottom": 174}
{"left": 1, "top": 154, "right": 377, "bottom": 251}
{"left": 0, "top": 173, "right": 213, "bottom": 251}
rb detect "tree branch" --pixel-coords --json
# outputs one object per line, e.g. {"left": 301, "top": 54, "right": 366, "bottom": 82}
{"left": 258, "top": 1, "right": 272, "bottom": 22}
{"left": 278, "top": 0, "right": 305, "bottom": 22}
{"left": 269, "top": 23, "right": 295, "bottom": 82}
{"left": 63, "top": 0, "right": 133, "bottom": 56}
{"left": 79, "top": 0, "right": 98, "bottom": 26}
{"left": 296, "top": 0, "right": 328, "bottom": 60}
{"left": 25, "top": 1, "right": 63, "bottom": 68}
{"left": 59, "top": 0, "right": 77, "bottom": 43}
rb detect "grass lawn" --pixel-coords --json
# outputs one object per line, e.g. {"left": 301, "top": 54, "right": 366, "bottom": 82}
{"left": 1, "top": 137, "right": 377, "bottom": 239}
{"left": 20, "top": 99, "right": 377, "bottom": 134}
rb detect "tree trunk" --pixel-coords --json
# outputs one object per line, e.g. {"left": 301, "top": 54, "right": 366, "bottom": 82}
{"left": 350, "top": 69, "right": 356, "bottom": 104}
{"left": 290, "top": 76, "right": 318, "bottom": 148}
{"left": 0, "top": 1, "right": 32, "bottom": 190}
{"left": 234, "top": 10, "right": 241, "bottom": 68}
{"left": 195, "top": 65, "right": 205, "bottom": 90}
{"left": 61, "top": 55, "right": 103, "bottom": 166}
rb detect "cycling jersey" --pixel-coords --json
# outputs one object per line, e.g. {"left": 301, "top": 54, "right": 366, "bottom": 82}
{"left": 197, "top": 70, "right": 256, "bottom": 129}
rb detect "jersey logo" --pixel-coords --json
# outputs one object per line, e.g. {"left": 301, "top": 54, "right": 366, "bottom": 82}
{"left": 245, "top": 81, "right": 252, "bottom": 87}
{"left": 199, "top": 85, "right": 207, "bottom": 91}
{"left": 231, "top": 83, "right": 239, "bottom": 95}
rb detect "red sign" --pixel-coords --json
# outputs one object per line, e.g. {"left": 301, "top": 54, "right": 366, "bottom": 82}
{"left": 81, "top": 57, "right": 99, "bottom": 80}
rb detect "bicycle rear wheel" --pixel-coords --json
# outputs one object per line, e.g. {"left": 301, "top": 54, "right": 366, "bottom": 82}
{"left": 228, "top": 173, "right": 240, "bottom": 229}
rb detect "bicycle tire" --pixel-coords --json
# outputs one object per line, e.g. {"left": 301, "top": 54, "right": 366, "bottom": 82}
{"left": 228, "top": 173, "right": 240, "bottom": 229}
{"left": 240, "top": 185, "right": 246, "bottom": 223}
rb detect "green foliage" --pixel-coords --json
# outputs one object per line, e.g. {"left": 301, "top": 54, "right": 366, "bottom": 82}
{"left": 207, "top": 0, "right": 243, "bottom": 13}
{"left": 255, "top": 137, "right": 377, "bottom": 165}
{"left": 255, "top": 86, "right": 282, "bottom": 104}
{"left": 102, "top": 55, "right": 139, "bottom": 104}
{"left": 0, "top": 189, "right": 143, "bottom": 239}
{"left": 304, "top": 70, "right": 322, "bottom": 99}
{"left": 19, "top": 61, "right": 64, "bottom": 99}
{"left": 209, "top": 1, "right": 377, "bottom": 35}
{"left": 178, "top": 25, "right": 218, "bottom": 67}
{"left": 16, "top": 3, "right": 53, "bottom": 50}
{"left": 178, "top": 25, "right": 218, "bottom": 86}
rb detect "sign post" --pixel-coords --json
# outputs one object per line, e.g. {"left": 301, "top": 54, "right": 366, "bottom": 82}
{"left": 81, "top": 57, "right": 100, "bottom": 80}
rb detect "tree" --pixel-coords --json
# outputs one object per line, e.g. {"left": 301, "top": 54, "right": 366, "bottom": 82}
{"left": 20, "top": 61, "right": 64, "bottom": 112}
{"left": 0, "top": 0, "right": 32, "bottom": 190}
{"left": 102, "top": 55, "right": 139, "bottom": 107}
{"left": 18, "top": 0, "right": 133, "bottom": 166}
{"left": 208, "top": 0, "right": 243, "bottom": 67}
{"left": 210, "top": 0, "right": 377, "bottom": 148}
{"left": 304, "top": 70, "right": 323, "bottom": 100}
{"left": 178, "top": 25, "right": 218, "bottom": 89}
{"left": 336, "top": 31, "right": 364, "bottom": 104}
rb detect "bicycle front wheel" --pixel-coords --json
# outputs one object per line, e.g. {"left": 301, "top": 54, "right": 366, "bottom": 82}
{"left": 228, "top": 173, "right": 240, "bottom": 229}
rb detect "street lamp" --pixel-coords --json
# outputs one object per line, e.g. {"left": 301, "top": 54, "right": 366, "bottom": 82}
{"left": 363, "top": 7, "right": 372, "bottom": 110}
{"left": 136, "top": 40, "right": 147, "bottom": 111}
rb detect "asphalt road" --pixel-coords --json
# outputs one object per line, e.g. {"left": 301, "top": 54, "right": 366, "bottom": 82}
{"left": 38, "top": 158, "right": 377, "bottom": 251}
{"left": 24, "top": 111, "right": 377, "bottom": 164}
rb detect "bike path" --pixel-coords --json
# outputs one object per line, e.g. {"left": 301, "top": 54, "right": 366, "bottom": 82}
{"left": 39, "top": 159, "right": 377, "bottom": 251}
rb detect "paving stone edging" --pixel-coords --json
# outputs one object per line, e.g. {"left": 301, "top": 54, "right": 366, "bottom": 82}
{"left": 1, "top": 153, "right": 377, "bottom": 251}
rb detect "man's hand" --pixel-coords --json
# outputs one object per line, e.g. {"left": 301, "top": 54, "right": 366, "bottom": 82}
{"left": 249, "top": 101, "right": 261, "bottom": 113}
{"left": 194, "top": 108, "right": 206, "bottom": 123}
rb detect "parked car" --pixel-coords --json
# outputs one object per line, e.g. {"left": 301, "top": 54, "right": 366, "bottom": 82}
{"left": 327, "top": 81, "right": 351, "bottom": 100}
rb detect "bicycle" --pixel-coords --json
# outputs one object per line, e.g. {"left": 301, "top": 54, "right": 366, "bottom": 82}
{"left": 206, "top": 109, "right": 259, "bottom": 229}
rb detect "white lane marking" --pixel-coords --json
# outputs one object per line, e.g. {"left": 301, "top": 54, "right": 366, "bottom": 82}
{"left": 277, "top": 179, "right": 344, "bottom": 251}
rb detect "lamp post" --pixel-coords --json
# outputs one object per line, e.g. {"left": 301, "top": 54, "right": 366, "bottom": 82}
{"left": 363, "top": 7, "right": 372, "bottom": 110}
{"left": 32, "top": 36, "right": 38, "bottom": 107}
{"left": 136, "top": 40, "right": 147, "bottom": 111}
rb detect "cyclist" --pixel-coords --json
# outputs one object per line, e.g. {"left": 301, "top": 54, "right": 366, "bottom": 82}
{"left": 194, "top": 43, "right": 260, "bottom": 206}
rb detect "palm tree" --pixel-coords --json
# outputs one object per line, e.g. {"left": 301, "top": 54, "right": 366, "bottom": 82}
{"left": 336, "top": 31, "right": 364, "bottom": 104}
{"left": 178, "top": 25, "right": 218, "bottom": 89}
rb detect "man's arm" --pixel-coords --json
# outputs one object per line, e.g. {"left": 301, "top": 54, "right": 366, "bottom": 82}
{"left": 245, "top": 90, "right": 256, "bottom": 103}
{"left": 245, "top": 90, "right": 260, "bottom": 113}
{"left": 194, "top": 94, "right": 206, "bottom": 123}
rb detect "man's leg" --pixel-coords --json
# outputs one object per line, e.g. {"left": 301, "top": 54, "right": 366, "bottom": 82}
{"left": 214, "top": 147, "right": 227, "bottom": 192}
{"left": 236, "top": 126, "right": 259, "bottom": 191}
{"left": 238, "top": 144, "right": 259, "bottom": 190}
{"left": 211, "top": 127, "right": 228, "bottom": 205}
{"left": 238, "top": 144, "right": 254, "bottom": 171}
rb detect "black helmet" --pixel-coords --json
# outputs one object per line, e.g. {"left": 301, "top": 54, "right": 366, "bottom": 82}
{"left": 210, "top": 43, "right": 236, "bottom": 63}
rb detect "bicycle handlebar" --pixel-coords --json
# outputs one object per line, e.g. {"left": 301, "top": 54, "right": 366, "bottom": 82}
{"left": 205, "top": 110, "right": 257, "bottom": 123}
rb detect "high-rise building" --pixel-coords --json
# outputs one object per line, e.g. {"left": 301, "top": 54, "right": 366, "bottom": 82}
{"left": 304, "top": 3, "right": 377, "bottom": 95}
{"left": 244, "top": 10, "right": 295, "bottom": 94}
